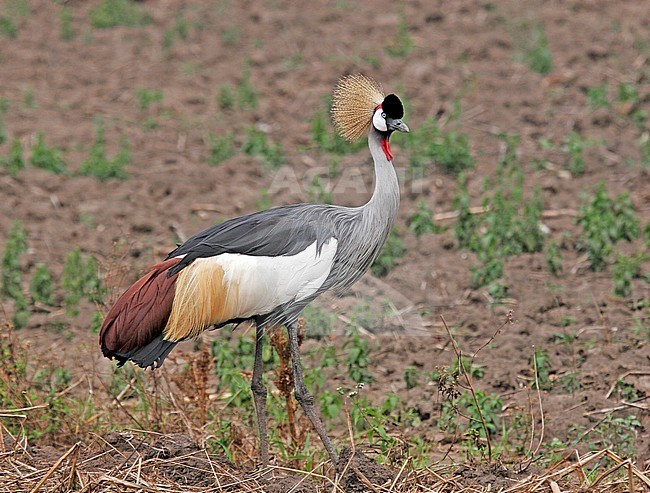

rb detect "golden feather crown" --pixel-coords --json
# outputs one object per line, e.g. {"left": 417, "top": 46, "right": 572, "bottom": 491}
{"left": 331, "top": 74, "right": 385, "bottom": 142}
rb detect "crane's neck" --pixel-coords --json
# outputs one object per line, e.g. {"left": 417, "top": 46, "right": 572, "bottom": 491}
{"left": 363, "top": 127, "right": 400, "bottom": 227}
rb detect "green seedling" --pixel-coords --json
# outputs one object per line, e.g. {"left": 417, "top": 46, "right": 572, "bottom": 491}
{"left": 30, "top": 132, "right": 67, "bottom": 174}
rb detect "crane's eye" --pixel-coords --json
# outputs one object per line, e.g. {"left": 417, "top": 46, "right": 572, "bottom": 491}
{"left": 372, "top": 107, "right": 388, "bottom": 132}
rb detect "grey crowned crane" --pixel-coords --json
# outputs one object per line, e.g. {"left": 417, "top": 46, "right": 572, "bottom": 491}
{"left": 100, "top": 74, "right": 409, "bottom": 466}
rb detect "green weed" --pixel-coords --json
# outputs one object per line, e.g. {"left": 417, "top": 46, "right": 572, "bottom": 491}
{"left": 306, "top": 175, "right": 333, "bottom": 204}
{"left": 217, "top": 84, "right": 235, "bottom": 110}
{"left": 612, "top": 252, "right": 645, "bottom": 298}
{"left": 0, "top": 16, "right": 17, "bottom": 39}
{"left": 0, "top": 97, "right": 9, "bottom": 145}
{"left": 545, "top": 240, "right": 563, "bottom": 276}
{"left": 236, "top": 66, "right": 259, "bottom": 111}
{"left": 409, "top": 200, "right": 445, "bottom": 237}
{"left": 587, "top": 414, "right": 640, "bottom": 457}
{"left": 89, "top": 0, "right": 151, "bottom": 28}
{"left": 617, "top": 82, "right": 647, "bottom": 129}
{"left": 60, "top": 6, "right": 74, "bottom": 40}
{"left": 401, "top": 117, "right": 474, "bottom": 176}
{"left": 525, "top": 24, "right": 552, "bottom": 75}
{"left": 302, "top": 305, "right": 336, "bottom": 339}
{"left": 207, "top": 132, "right": 235, "bottom": 165}
{"left": 576, "top": 183, "right": 639, "bottom": 271}
{"left": 163, "top": 11, "right": 188, "bottom": 49}
{"left": 403, "top": 366, "right": 419, "bottom": 390}
{"left": 30, "top": 132, "right": 67, "bottom": 174}
{"left": 586, "top": 83, "right": 608, "bottom": 110}
{"left": 640, "top": 132, "right": 650, "bottom": 168}
{"left": 344, "top": 327, "right": 373, "bottom": 384}
{"left": 453, "top": 136, "right": 544, "bottom": 293}
{"left": 61, "top": 248, "right": 105, "bottom": 316}
{"left": 29, "top": 264, "right": 55, "bottom": 306}
{"left": 1, "top": 221, "right": 29, "bottom": 328}
{"left": 1, "top": 138, "right": 25, "bottom": 177}
{"left": 80, "top": 123, "right": 130, "bottom": 181}
{"left": 136, "top": 88, "right": 163, "bottom": 111}
{"left": 371, "top": 228, "right": 405, "bottom": 277}
{"left": 562, "top": 131, "right": 592, "bottom": 176}
{"left": 242, "top": 126, "right": 284, "bottom": 170}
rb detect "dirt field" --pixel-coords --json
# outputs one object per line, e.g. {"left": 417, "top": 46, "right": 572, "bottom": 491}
{"left": 0, "top": 0, "right": 649, "bottom": 491}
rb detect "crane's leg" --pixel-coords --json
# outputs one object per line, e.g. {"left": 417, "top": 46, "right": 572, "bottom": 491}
{"left": 286, "top": 322, "right": 339, "bottom": 465}
{"left": 251, "top": 322, "right": 269, "bottom": 467}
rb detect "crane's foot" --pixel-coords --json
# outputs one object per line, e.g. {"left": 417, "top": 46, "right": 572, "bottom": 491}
{"left": 251, "top": 323, "right": 270, "bottom": 469}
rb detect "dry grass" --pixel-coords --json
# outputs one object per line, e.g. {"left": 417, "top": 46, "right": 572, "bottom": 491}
{"left": 0, "top": 428, "right": 647, "bottom": 492}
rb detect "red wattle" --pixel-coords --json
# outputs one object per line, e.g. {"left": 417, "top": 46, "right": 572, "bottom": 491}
{"left": 381, "top": 137, "right": 393, "bottom": 161}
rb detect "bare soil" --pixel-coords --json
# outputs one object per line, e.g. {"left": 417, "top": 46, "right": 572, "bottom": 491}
{"left": 0, "top": 0, "right": 649, "bottom": 491}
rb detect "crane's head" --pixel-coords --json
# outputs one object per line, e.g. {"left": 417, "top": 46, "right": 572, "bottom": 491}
{"left": 331, "top": 74, "right": 409, "bottom": 160}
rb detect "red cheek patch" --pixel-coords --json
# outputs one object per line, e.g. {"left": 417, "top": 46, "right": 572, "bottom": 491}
{"left": 381, "top": 137, "right": 393, "bottom": 161}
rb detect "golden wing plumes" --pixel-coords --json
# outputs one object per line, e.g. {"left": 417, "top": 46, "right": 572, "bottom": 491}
{"left": 331, "top": 74, "right": 385, "bottom": 142}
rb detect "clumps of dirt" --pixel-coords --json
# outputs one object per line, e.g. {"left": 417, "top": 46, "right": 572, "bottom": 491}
{"left": 456, "top": 461, "right": 541, "bottom": 490}
{"left": 337, "top": 447, "right": 395, "bottom": 492}
{"left": 266, "top": 474, "right": 318, "bottom": 493}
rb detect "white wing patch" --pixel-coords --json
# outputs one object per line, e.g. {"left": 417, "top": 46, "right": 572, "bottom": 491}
{"left": 217, "top": 238, "right": 338, "bottom": 318}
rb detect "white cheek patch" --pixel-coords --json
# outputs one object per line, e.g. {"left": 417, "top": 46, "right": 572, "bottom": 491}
{"left": 372, "top": 108, "right": 387, "bottom": 132}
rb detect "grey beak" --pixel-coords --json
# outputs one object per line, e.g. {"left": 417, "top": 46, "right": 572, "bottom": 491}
{"left": 388, "top": 119, "right": 410, "bottom": 133}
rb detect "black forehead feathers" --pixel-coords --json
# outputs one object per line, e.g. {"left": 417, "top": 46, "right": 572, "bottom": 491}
{"left": 381, "top": 94, "right": 404, "bottom": 119}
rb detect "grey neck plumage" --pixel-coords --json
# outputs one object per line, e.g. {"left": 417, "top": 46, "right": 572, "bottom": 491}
{"left": 327, "top": 126, "right": 400, "bottom": 291}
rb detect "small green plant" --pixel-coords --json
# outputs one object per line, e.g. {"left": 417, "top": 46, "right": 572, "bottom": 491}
{"left": 617, "top": 82, "right": 647, "bottom": 129}
{"left": 306, "top": 175, "right": 333, "bottom": 204}
{"left": 403, "top": 366, "right": 419, "bottom": 390}
{"left": 589, "top": 413, "right": 640, "bottom": 457}
{"left": 385, "top": 10, "right": 414, "bottom": 57}
{"left": 29, "top": 264, "right": 55, "bottom": 306}
{"left": 1, "top": 138, "right": 25, "bottom": 177}
{"left": 61, "top": 248, "right": 105, "bottom": 316}
{"left": 562, "top": 131, "right": 595, "bottom": 177}
{"left": 0, "top": 97, "right": 9, "bottom": 145}
{"left": 640, "top": 132, "right": 650, "bottom": 168}
{"left": 453, "top": 135, "right": 545, "bottom": 293}
{"left": 60, "top": 6, "right": 74, "bottom": 40}
{"left": 371, "top": 229, "right": 405, "bottom": 277}
{"left": 343, "top": 327, "right": 373, "bottom": 384}
{"left": 545, "top": 240, "right": 563, "bottom": 276}
{"left": 218, "top": 84, "right": 235, "bottom": 110}
{"left": 402, "top": 117, "right": 474, "bottom": 176}
{"left": 207, "top": 132, "right": 236, "bottom": 166}
{"left": 1, "top": 221, "right": 29, "bottom": 328}
{"left": 409, "top": 200, "right": 445, "bottom": 237}
{"left": 525, "top": 24, "right": 552, "bottom": 75}
{"left": 586, "top": 83, "right": 608, "bottom": 110}
{"left": 135, "top": 88, "right": 163, "bottom": 111}
{"left": 80, "top": 123, "right": 130, "bottom": 181}
{"left": 576, "top": 183, "right": 640, "bottom": 271}
{"left": 612, "top": 252, "right": 645, "bottom": 298}
{"left": 302, "top": 305, "right": 336, "bottom": 339}
{"left": 236, "top": 66, "right": 258, "bottom": 111}
{"left": 450, "top": 356, "right": 485, "bottom": 380}
{"left": 89, "top": 0, "right": 151, "bottom": 28}
{"left": 0, "top": 16, "right": 18, "bottom": 39}
{"left": 30, "top": 132, "right": 67, "bottom": 174}
{"left": 242, "top": 126, "right": 284, "bottom": 170}
{"left": 163, "top": 11, "right": 188, "bottom": 49}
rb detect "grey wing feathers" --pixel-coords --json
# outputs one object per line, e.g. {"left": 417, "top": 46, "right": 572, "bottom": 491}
{"left": 166, "top": 204, "right": 337, "bottom": 276}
